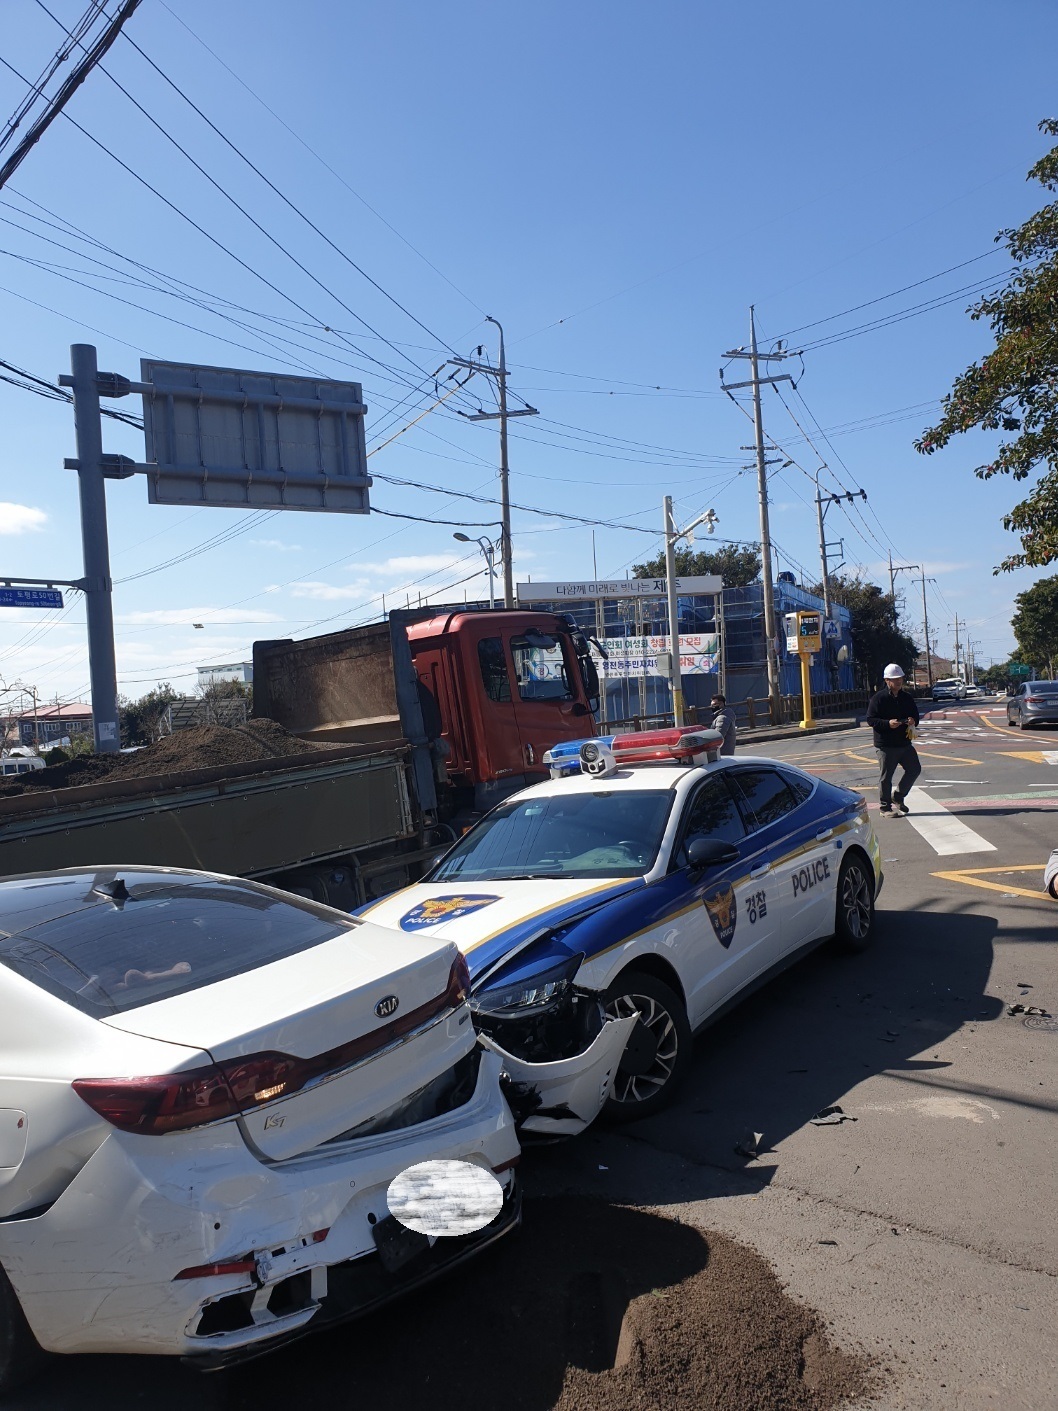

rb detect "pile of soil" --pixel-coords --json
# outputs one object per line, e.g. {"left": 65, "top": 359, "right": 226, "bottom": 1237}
{"left": 0, "top": 720, "right": 334, "bottom": 797}
{"left": 241, "top": 1196, "right": 873, "bottom": 1411}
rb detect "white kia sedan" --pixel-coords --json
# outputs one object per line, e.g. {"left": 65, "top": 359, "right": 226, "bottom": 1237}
{"left": 0, "top": 867, "right": 521, "bottom": 1392}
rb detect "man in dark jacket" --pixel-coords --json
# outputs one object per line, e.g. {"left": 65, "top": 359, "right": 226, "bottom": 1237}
{"left": 866, "top": 663, "right": 921, "bottom": 817}
{"left": 710, "top": 693, "right": 737, "bottom": 756}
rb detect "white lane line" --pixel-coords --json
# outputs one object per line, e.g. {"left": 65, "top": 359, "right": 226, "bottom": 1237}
{"left": 1043, "top": 751, "right": 1058, "bottom": 766}
{"left": 903, "top": 788, "right": 997, "bottom": 856}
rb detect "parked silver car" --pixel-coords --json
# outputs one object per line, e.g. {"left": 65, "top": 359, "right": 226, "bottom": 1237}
{"left": 1006, "top": 680, "right": 1058, "bottom": 729}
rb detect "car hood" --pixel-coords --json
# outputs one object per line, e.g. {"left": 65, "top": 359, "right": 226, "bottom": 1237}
{"left": 358, "top": 877, "right": 645, "bottom": 980}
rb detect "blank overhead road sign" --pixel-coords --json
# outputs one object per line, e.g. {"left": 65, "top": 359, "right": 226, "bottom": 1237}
{"left": 139, "top": 361, "right": 371, "bottom": 512}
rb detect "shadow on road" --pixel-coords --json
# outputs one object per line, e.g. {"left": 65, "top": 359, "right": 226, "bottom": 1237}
{"left": 531, "top": 903, "right": 1002, "bottom": 1196}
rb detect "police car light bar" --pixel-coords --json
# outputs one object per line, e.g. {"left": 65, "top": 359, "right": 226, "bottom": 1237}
{"left": 610, "top": 727, "right": 723, "bottom": 766}
{"left": 543, "top": 728, "right": 723, "bottom": 777}
{"left": 542, "top": 736, "right": 613, "bottom": 778}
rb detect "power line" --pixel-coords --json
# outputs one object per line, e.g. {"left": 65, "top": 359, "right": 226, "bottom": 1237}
{"left": 155, "top": 0, "right": 485, "bottom": 316}
{"left": 0, "top": 0, "right": 143, "bottom": 190}
{"left": 771, "top": 248, "right": 1006, "bottom": 340}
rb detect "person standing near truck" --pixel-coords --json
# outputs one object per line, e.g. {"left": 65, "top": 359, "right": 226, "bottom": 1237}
{"left": 710, "top": 693, "right": 737, "bottom": 756}
{"left": 866, "top": 663, "right": 921, "bottom": 817}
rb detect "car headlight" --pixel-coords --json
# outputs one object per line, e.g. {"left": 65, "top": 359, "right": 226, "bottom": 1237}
{"left": 470, "top": 954, "right": 583, "bottom": 1018}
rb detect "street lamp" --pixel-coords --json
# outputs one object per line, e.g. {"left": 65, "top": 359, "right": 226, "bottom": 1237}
{"left": 453, "top": 532, "right": 500, "bottom": 610}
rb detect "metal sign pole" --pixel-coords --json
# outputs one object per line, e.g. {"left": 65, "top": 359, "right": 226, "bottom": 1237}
{"left": 69, "top": 344, "right": 120, "bottom": 752}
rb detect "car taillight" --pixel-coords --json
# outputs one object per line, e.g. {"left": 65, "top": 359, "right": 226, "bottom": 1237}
{"left": 73, "top": 956, "right": 472, "bottom": 1136}
{"left": 72, "top": 1066, "right": 241, "bottom": 1136}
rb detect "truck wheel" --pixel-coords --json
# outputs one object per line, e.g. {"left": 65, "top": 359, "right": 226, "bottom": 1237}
{"left": 0, "top": 1263, "right": 44, "bottom": 1395}
{"left": 602, "top": 972, "right": 692, "bottom": 1122}
{"left": 834, "top": 854, "right": 875, "bottom": 953}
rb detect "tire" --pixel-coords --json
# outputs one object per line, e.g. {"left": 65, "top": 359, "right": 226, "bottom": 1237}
{"left": 0, "top": 1263, "right": 44, "bottom": 1396}
{"left": 834, "top": 854, "right": 875, "bottom": 953}
{"left": 1007, "top": 714, "right": 1018, "bottom": 727}
{"left": 1018, "top": 715, "right": 1029, "bottom": 730}
{"left": 602, "top": 971, "right": 692, "bottom": 1122}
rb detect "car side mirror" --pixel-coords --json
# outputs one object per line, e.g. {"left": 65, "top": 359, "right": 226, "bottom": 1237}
{"left": 686, "top": 837, "right": 740, "bottom": 872}
{"left": 569, "top": 701, "right": 588, "bottom": 717}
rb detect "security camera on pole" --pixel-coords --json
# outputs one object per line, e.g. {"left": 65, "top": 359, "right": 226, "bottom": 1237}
{"left": 664, "top": 498, "right": 718, "bottom": 726}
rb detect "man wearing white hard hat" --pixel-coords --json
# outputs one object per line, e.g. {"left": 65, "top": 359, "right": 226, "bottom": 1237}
{"left": 865, "top": 663, "right": 921, "bottom": 817}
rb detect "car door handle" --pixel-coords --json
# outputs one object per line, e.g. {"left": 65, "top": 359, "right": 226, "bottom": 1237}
{"left": 815, "top": 829, "right": 833, "bottom": 841}
{"left": 749, "top": 864, "right": 769, "bottom": 878}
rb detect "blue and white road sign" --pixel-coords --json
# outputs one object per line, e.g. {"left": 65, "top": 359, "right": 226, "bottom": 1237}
{"left": 0, "top": 587, "right": 64, "bottom": 609}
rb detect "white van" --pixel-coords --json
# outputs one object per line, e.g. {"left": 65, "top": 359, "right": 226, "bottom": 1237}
{"left": 0, "top": 756, "right": 45, "bottom": 776}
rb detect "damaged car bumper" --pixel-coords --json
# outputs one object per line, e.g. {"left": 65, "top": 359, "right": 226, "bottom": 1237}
{"left": 0, "top": 1051, "right": 518, "bottom": 1360}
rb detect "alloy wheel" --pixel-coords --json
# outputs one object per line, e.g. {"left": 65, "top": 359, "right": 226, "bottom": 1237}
{"left": 605, "top": 992, "right": 679, "bottom": 1106}
{"left": 841, "top": 864, "right": 873, "bottom": 941}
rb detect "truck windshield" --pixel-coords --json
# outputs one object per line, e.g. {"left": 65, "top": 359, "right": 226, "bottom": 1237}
{"left": 432, "top": 790, "right": 674, "bottom": 880}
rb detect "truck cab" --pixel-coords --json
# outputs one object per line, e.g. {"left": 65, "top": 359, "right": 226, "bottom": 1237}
{"left": 253, "top": 607, "right": 600, "bottom": 820}
{"left": 408, "top": 610, "right": 599, "bottom": 811}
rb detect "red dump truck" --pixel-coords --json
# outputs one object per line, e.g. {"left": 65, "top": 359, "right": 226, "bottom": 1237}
{"left": 0, "top": 609, "right": 600, "bottom": 908}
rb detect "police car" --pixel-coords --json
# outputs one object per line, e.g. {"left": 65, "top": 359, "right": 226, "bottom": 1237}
{"left": 360, "top": 728, "right": 883, "bottom": 1128}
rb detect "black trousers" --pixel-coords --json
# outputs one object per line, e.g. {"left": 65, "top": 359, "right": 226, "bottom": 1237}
{"left": 876, "top": 745, "right": 922, "bottom": 808}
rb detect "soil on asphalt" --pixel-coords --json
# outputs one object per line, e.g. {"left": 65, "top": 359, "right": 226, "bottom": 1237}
{"left": 228, "top": 1197, "right": 873, "bottom": 1411}
{"left": 0, "top": 721, "right": 334, "bottom": 796}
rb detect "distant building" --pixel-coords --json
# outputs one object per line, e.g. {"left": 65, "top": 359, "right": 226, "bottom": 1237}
{"left": 196, "top": 661, "right": 253, "bottom": 689}
{"left": 14, "top": 703, "right": 93, "bottom": 748}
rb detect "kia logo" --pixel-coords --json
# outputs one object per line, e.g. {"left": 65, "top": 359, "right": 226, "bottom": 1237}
{"left": 374, "top": 995, "right": 399, "bottom": 1018}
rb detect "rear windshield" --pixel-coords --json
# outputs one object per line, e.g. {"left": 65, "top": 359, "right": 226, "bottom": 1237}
{"left": 1030, "top": 682, "right": 1058, "bottom": 693}
{"left": 0, "top": 873, "right": 358, "bottom": 1017}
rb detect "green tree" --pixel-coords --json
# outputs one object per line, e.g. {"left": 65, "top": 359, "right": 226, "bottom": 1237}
{"left": 814, "top": 575, "right": 919, "bottom": 691}
{"left": 916, "top": 120, "right": 1058, "bottom": 571}
{"left": 119, "top": 682, "right": 178, "bottom": 747}
{"left": 1011, "top": 574, "right": 1058, "bottom": 676}
{"left": 632, "top": 544, "right": 761, "bottom": 586}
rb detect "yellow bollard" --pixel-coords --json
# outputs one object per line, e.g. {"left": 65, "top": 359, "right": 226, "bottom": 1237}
{"left": 799, "top": 652, "right": 814, "bottom": 729}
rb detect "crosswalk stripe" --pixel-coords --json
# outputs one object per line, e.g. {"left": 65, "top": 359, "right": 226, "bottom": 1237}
{"left": 903, "top": 789, "right": 997, "bottom": 856}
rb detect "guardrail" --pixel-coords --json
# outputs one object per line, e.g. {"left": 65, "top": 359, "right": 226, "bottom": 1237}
{"left": 603, "top": 689, "right": 869, "bottom": 733}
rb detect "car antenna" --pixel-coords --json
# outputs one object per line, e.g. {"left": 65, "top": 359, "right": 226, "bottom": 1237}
{"left": 92, "top": 877, "right": 130, "bottom": 904}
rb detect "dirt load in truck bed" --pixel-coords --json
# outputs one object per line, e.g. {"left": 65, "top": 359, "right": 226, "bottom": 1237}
{"left": 0, "top": 720, "right": 339, "bottom": 797}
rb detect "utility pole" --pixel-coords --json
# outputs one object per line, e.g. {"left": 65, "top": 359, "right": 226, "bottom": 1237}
{"left": 950, "top": 614, "right": 963, "bottom": 681}
{"left": 721, "top": 309, "right": 796, "bottom": 723}
{"left": 64, "top": 345, "right": 120, "bottom": 752}
{"left": 919, "top": 572, "right": 936, "bottom": 686}
{"left": 890, "top": 559, "right": 920, "bottom": 632}
{"left": 664, "top": 497, "right": 718, "bottom": 726}
{"left": 815, "top": 477, "right": 865, "bottom": 616}
{"left": 452, "top": 318, "right": 538, "bottom": 608}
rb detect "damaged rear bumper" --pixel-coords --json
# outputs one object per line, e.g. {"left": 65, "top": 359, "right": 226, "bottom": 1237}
{"left": 183, "top": 1174, "right": 521, "bottom": 1370}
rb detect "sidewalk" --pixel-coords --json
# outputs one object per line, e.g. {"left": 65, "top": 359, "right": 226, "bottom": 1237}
{"left": 736, "top": 715, "right": 861, "bottom": 746}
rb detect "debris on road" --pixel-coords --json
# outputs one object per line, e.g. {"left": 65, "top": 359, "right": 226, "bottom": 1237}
{"left": 809, "top": 1106, "right": 858, "bottom": 1126}
{"left": 1006, "top": 1003, "right": 1051, "bottom": 1017}
{"left": 734, "top": 1130, "right": 764, "bottom": 1159}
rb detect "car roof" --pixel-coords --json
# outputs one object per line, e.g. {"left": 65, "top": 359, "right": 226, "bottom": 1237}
{"left": 510, "top": 755, "right": 810, "bottom": 801}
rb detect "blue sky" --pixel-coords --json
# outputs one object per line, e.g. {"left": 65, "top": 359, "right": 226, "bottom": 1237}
{"left": 1, "top": 0, "right": 1056, "bottom": 703}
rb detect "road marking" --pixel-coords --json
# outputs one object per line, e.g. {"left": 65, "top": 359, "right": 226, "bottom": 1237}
{"left": 998, "top": 750, "right": 1050, "bottom": 764}
{"left": 931, "top": 864, "right": 1047, "bottom": 901}
{"left": 1046, "top": 750, "right": 1058, "bottom": 766}
{"left": 915, "top": 750, "right": 983, "bottom": 764}
{"left": 978, "top": 714, "right": 1012, "bottom": 735}
{"left": 843, "top": 749, "right": 878, "bottom": 766}
{"left": 904, "top": 789, "right": 997, "bottom": 855}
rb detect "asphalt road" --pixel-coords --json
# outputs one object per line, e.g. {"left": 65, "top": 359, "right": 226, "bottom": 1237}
{"left": 10, "top": 701, "right": 1057, "bottom": 1410}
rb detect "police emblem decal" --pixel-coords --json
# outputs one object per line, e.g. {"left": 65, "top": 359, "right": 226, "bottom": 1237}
{"left": 703, "top": 884, "right": 737, "bottom": 948}
{"left": 399, "top": 895, "right": 501, "bottom": 931}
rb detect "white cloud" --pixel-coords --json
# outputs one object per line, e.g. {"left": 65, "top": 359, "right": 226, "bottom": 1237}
{"left": 290, "top": 581, "right": 367, "bottom": 601}
{"left": 251, "top": 539, "right": 302, "bottom": 552}
{"left": 352, "top": 554, "right": 464, "bottom": 578}
{"left": 0, "top": 502, "right": 47, "bottom": 534}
